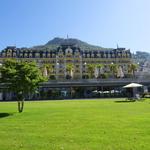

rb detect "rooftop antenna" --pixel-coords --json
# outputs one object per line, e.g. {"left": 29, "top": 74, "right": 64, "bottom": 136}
{"left": 117, "top": 43, "right": 119, "bottom": 49}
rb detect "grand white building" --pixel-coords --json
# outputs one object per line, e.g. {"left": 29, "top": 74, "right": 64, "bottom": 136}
{"left": 0, "top": 41, "right": 132, "bottom": 80}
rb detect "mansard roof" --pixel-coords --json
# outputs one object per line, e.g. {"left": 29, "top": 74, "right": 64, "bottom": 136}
{"left": 0, "top": 43, "right": 131, "bottom": 59}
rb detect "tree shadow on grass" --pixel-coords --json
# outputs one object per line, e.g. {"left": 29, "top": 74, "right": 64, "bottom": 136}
{"left": 115, "top": 100, "right": 136, "bottom": 103}
{"left": 0, "top": 113, "right": 13, "bottom": 118}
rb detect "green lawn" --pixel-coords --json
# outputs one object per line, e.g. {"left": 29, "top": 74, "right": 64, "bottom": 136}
{"left": 0, "top": 99, "right": 150, "bottom": 150}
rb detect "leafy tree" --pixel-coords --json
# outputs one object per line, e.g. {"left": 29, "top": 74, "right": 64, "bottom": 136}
{"left": 96, "top": 64, "right": 103, "bottom": 78}
{"left": 46, "top": 64, "right": 53, "bottom": 77}
{"left": 66, "top": 64, "right": 74, "bottom": 79}
{"left": 41, "top": 64, "right": 53, "bottom": 79}
{"left": 109, "top": 63, "right": 118, "bottom": 78}
{"left": 87, "top": 64, "right": 95, "bottom": 79}
{"left": 128, "top": 63, "right": 138, "bottom": 77}
{"left": 0, "top": 59, "right": 46, "bottom": 113}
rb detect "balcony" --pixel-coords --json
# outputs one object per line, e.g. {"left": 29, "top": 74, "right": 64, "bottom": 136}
{"left": 40, "top": 77, "right": 150, "bottom": 88}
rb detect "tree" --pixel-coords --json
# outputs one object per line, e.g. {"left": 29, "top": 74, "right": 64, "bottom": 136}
{"left": 96, "top": 64, "right": 103, "bottom": 78}
{"left": 128, "top": 63, "right": 138, "bottom": 77}
{"left": 66, "top": 64, "right": 74, "bottom": 79}
{"left": 0, "top": 59, "right": 46, "bottom": 113}
{"left": 87, "top": 64, "right": 95, "bottom": 79}
{"left": 109, "top": 63, "right": 118, "bottom": 78}
{"left": 41, "top": 64, "right": 53, "bottom": 79}
{"left": 46, "top": 64, "right": 53, "bottom": 77}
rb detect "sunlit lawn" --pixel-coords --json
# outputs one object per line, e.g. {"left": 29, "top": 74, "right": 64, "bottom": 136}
{"left": 0, "top": 98, "right": 150, "bottom": 150}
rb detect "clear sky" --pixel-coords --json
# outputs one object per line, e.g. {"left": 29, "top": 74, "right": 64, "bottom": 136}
{"left": 0, "top": 0, "right": 150, "bottom": 52}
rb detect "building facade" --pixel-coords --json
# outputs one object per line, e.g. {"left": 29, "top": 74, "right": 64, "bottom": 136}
{"left": 0, "top": 42, "right": 132, "bottom": 80}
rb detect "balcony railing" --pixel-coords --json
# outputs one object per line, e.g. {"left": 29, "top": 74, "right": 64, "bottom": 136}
{"left": 45, "top": 77, "right": 150, "bottom": 84}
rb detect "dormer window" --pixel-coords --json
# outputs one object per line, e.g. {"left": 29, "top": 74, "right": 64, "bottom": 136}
{"left": 97, "top": 53, "right": 100, "bottom": 57}
{"left": 24, "top": 53, "right": 28, "bottom": 58}
{"left": 35, "top": 52, "right": 40, "bottom": 58}
{"left": 2, "top": 53, "right": 6, "bottom": 57}
{"left": 66, "top": 47, "right": 72, "bottom": 54}
{"left": 20, "top": 53, "right": 23, "bottom": 58}
{"left": 87, "top": 54, "right": 90, "bottom": 58}
{"left": 52, "top": 53, "right": 55, "bottom": 57}
{"left": 47, "top": 53, "right": 51, "bottom": 58}
{"left": 91, "top": 53, "right": 94, "bottom": 58}
{"left": 13, "top": 52, "right": 16, "bottom": 57}
{"left": 29, "top": 53, "right": 32, "bottom": 58}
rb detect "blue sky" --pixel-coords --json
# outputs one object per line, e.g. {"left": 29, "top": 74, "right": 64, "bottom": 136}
{"left": 0, "top": 0, "right": 150, "bottom": 52}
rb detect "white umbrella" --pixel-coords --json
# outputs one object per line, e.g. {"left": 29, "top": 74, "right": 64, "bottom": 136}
{"left": 110, "top": 90, "right": 115, "bottom": 93}
{"left": 92, "top": 90, "right": 98, "bottom": 93}
{"left": 103, "top": 91, "right": 109, "bottom": 93}
{"left": 123, "top": 83, "right": 143, "bottom": 88}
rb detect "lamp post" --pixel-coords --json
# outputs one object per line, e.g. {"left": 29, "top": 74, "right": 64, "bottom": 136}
{"left": 137, "top": 62, "right": 140, "bottom": 72}
{"left": 56, "top": 62, "right": 59, "bottom": 80}
{"left": 0, "top": 63, "right": 2, "bottom": 77}
{"left": 84, "top": 62, "right": 87, "bottom": 79}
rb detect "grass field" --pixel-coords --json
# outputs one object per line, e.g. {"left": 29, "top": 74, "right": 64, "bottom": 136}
{"left": 0, "top": 98, "right": 150, "bottom": 150}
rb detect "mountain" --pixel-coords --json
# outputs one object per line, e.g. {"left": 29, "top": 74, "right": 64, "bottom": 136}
{"left": 32, "top": 37, "right": 113, "bottom": 51}
{"left": 133, "top": 51, "right": 150, "bottom": 65}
